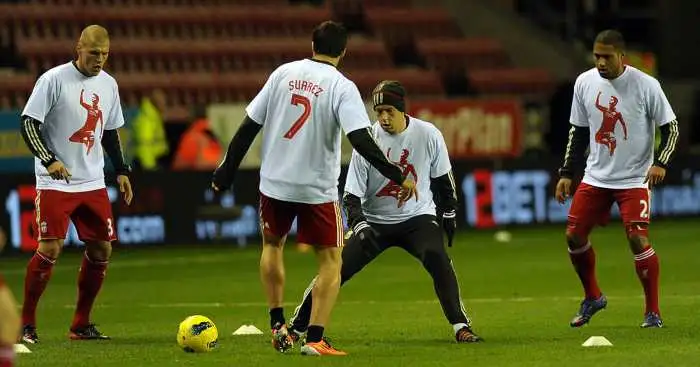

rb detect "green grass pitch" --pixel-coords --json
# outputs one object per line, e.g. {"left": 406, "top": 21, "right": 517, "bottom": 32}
{"left": 1, "top": 218, "right": 699, "bottom": 366}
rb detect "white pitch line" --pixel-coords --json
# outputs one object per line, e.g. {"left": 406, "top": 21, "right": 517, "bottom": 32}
{"left": 41, "top": 294, "right": 700, "bottom": 309}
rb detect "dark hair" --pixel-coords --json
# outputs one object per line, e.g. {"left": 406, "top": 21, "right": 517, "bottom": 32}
{"left": 594, "top": 29, "right": 626, "bottom": 51}
{"left": 312, "top": 21, "right": 347, "bottom": 58}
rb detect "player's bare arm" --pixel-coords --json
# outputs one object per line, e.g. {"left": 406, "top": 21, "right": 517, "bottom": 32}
{"left": 646, "top": 119, "right": 679, "bottom": 187}
{"left": 211, "top": 115, "right": 262, "bottom": 192}
{"left": 20, "top": 115, "right": 72, "bottom": 182}
{"left": 346, "top": 128, "right": 416, "bottom": 200}
{"left": 556, "top": 125, "right": 590, "bottom": 203}
{"left": 431, "top": 171, "right": 458, "bottom": 246}
{"left": 102, "top": 129, "right": 133, "bottom": 205}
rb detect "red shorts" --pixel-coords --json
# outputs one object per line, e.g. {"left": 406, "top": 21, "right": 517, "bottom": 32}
{"left": 258, "top": 193, "right": 343, "bottom": 248}
{"left": 34, "top": 188, "right": 117, "bottom": 242}
{"left": 567, "top": 182, "right": 651, "bottom": 238}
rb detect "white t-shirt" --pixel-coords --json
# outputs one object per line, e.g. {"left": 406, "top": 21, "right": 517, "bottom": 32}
{"left": 569, "top": 66, "right": 676, "bottom": 189}
{"left": 344, "top": 116, "right": 452, "bottom": 224}
{"left": 246, "top": 59, "right": 370, "bottom": 204}
{"left": 22, "top": 62, "right": 125, "bottom": 192}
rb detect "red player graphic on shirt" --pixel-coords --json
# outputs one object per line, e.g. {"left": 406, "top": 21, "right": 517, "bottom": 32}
{"left": 376, "top": 148, "right": 417, "bottom": 207}
{"left": 594, "top": 91, "right": 627, "bottom": 156}
{"left": 69, "top": 89, "right": 103, "bottom": 154}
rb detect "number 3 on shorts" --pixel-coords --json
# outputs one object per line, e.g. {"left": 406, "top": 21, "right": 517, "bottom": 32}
{"left": 107, "top": 218, "right": 114, "bottom": 237}
{"left": 639, "top": 199, "right": 649, "bottom": 219}
{"left": 283, "top": 94, "right": 311, "bottom": 139}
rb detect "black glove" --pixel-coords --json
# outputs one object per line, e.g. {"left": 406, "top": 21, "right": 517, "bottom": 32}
{"left": 353, "top": 221, "right": 379, "bottom": 246}
{"left": 441, "top": 210, "right": 457, "bottom": 247}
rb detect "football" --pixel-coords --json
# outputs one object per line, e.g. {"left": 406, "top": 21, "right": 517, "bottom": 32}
{"left": 177, "top": 315, "right": 219, "bottom": 353}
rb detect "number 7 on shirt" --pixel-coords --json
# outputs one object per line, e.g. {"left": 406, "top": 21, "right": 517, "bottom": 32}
{"left": 283, "top": 94, "right": 311, "bottom": 139}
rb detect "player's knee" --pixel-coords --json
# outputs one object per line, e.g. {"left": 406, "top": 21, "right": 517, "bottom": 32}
{"left": 37, "top": 239, "right": 63, "bottom": 258}
{"left": 262, "top": 232, "right": 285, "bottom": 248}
{"left": 317, "top": 263, "right": 341, "bottom": 291}
{"left": 565, "top": 231, "right": 587, "bottom": 250}
{"left": 421, "top": 248, "right": 450, "bottom": 271}
{"left": 319, "top": 266, "right": 341, "bottom": 285}
{"left": 625, "top": 222, "right": 649, "bottom": 238}
{"left": 627, "top": 235, "right": 649, "bottom": 254}
{"left": 317, "top": 248, "right": 342, "bottom": 275}
{"left": 625, "top": 225, "right": 649, "bottom": 253}
{"left": 319, "top": 249, "right": 342, "bottom": 270}
{"left": 85, "top": 241, "right": 112, "bottom": 261}
{"left": 566, "top": 220, "right": 590, "bottom": 250}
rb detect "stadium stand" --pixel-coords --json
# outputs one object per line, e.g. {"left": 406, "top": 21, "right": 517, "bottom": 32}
{"left": 0, "top": 0, "right": 555, "bottom": 115}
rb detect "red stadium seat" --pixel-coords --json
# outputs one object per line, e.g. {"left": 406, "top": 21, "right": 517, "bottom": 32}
{"left": 360, "top": 0, "right": 411, "bottom": 8}
{"left": 342, "top": 68, "right": 445, "bottom": 99}
{"left": 466, "top": 68, "right": 556, "bottom": 96}
{"left": 0, "top": 0, "right": 555, "bottom": 110}
{"left": 364, "top": 8, "right": 462, "bottom": 40}
{"left": 0, "top": 68, "right": 445, "bottom": 111}
{"left": 28, "top": 0, "right": 289, "bottom": 6}
{"left": 101, "top": 71, "right": 270, "bottom": 109}
{"left": 0, "top": 73, "right": 36, "bottom": 110}
{"left": 1, "top": 4, "right": 333, "bottom": 39}
{"left": 16, "top": 36, "right": 393, "bottom": 74}
{"left": 416, "top": 38, "right": 512, "bottom": 72}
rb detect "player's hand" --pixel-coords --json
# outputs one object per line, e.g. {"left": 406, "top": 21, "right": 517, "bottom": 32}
{"left": 117, "top": 175, "right": 133, "bottom": 206}
{"left": 645, "top": 165, "right": 666, "bottom": 187}
{"left": 47, "top": 160, "right": 71, "bottom": 183}
{"left": 211, "top": 167, "right": 231, "bottom": 193}
{"left": 555, "top": 178, "right": 573, "bottom": 204}
{"left": 352, "top": 221, "right": 379, "bottom": 246}
{"left": 398, "top": 178, "right": 418, "bottom": 207}
{"left": 441, "top": 210, "right": 457, "bottom": 247}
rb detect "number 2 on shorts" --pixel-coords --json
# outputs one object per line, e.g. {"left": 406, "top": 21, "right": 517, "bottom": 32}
{"left": 283, "top": 94, "right": 311, "bottom": 139}
{"left": 639, "top": 199, "right": 649, "bottom": 219}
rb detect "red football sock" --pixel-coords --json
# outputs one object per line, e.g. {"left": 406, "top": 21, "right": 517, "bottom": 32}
{"left": 0, "top": 343, "right": 14, "bottom": 367}
{"left": 634, "top": 246, "right": 660, "bottom": 315}
{"left": 22, "top": 251, "right": 56, "bottom": 326}
{"left": 71, "top": 253, "right": 108, "bottom": 329}
{"left": 568, "top": 242, "right": 602, "bottom": 299}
